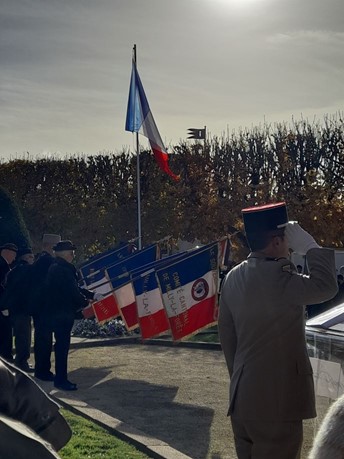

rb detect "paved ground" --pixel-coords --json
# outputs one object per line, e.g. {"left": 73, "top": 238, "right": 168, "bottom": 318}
{"left": 34, "top": 338, "right": 333, "bottom": 459}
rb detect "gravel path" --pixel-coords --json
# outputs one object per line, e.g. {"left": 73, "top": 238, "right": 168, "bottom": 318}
{"left": 49, "top": 341, "right": 331, "bottom": 459}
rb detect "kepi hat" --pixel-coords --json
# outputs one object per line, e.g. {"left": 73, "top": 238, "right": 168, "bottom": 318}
{"left": 242, "top": 202, "right": 289, "bottom": 233}
{"left": 242, "top": 202, "right": 289, "bottom": 249}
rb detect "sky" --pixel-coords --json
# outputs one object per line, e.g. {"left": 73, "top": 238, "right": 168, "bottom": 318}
{"left": 1, "top": 0, "right": 344, "bottom": 161}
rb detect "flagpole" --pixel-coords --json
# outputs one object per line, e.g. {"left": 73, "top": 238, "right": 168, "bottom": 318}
{"left": 133, "top": 44, "right": 142, "bottom": 250}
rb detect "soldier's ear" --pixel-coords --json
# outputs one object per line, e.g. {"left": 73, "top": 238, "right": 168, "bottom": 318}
{"left": 271, "top": 235, "right": 283, "bottom": 248}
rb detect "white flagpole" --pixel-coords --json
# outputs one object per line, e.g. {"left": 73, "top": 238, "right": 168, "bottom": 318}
{"left": 133, "top": 44, "right": 142, "bottom": 250}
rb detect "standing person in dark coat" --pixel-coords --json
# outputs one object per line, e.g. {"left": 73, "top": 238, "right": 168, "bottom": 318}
{"left": 44, "top": 240, "right": 91, "bottom": 391}
{"left": 33, "top": 234, "right": 61, "bottom": 381}
{"left": 218, "top": 203, "right": 338, "bottom": 459}
{"left": 2, "top": 247, "right": 35, "bottom": 372}
{"left": 0, "top": 243, "right": 18, "bottom": 361}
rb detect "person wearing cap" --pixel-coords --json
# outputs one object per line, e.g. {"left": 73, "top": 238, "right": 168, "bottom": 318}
{"left": 0, "top": 355, "right": 71, "bottom": 456}
{"left": 33, "top": 234, "right": 61, "bottom": 381}
{"left": 0, "top": 242, "right": 18, "bottom": 360}
{"left": 42, "top": 240, "right": 95, "bottom": 391}
{"left": 1, "top": 247, "right": 35, "bottom": 372}
{"left": 218, "top": 202, "right": 338, "bottom": 459}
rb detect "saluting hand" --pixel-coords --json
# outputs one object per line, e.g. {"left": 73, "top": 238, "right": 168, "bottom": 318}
{"left": 283, "top": 221, "right": 320, "bottom": 255}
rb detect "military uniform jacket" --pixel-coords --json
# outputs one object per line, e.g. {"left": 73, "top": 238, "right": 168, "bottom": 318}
{"left": 218, "top": 248, "right": 338, "bottom": 422}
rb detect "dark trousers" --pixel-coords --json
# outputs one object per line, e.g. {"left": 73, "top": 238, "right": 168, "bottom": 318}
{"left": 11, "top": 313, "right": 32, "bottom": 367}
{"left": 0, "top": 313, "right": 13, "bottom": 361}
{"left": 231, "top": 418, "right": 303, "bottom": 459}
{"left": 33, "top": 315, "right": 52, "bottom": 377}
{"left": 52, "top": 318, "right": 74, "bottom": 383}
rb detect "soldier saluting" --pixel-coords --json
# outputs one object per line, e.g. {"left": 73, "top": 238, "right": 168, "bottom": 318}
{"left": 218, "top": 202, "right": 338, "bottom": 459}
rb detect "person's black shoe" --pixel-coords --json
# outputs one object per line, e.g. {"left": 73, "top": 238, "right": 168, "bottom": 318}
{"left": 54, "top": 380, "right": 78, "bottom": 391}
{"left": 34, "top": 371, "right": 55, "bottom": 381}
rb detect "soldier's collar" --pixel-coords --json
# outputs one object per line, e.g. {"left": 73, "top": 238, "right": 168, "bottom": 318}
{"left": 248, "top": 252, "right": 288, "bottom": 262}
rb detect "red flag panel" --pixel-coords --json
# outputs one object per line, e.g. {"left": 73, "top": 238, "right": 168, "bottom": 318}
{"left": 93, "top": 294, "right": 120, "bottom": 324}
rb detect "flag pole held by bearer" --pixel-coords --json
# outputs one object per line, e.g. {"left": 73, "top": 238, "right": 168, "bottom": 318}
{"left": 125, "top": 44, "right": 180, "bottom": 250}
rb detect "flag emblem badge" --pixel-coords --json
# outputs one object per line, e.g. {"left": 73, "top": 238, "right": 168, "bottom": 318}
{"left": 191, "top": 278, "right": 209, "bottom": 301}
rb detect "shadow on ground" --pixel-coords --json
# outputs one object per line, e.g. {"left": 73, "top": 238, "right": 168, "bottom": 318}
{"left": 62, "top": 365, "right": 214, "bottom": 459}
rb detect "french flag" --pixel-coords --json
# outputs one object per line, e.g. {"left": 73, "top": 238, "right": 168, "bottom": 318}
{"left": 125, "top": 59, "right": 179, "bottom": 181}
{"left": 132, "top": 268, "right": 170, "bottom": 340}
{"left": 113, "top": 281, "right": 139, "bottom": 331}
{"left": 156, "top": 243, "right": 219, "bottom": 341}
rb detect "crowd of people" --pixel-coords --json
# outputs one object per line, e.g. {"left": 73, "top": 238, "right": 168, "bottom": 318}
{"left": 1, "top": 210, "right": 344, "bottom": 458}
{"left": 0, "top": 234, "right": 100, "bottom": 392}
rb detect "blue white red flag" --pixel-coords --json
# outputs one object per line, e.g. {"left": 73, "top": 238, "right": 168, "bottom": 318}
{"left": 156, "top": 243, "right": 219, "bottom": 341}
{"left": 112, "top": 281, "right": 139, "bottom": 331}
{"left": 104, "top": 244, "right": 159, "bottom": 330}
{"left": 132, "top": 268, "right": 170, "bottom": 339}
{"left": 125, "top": 59, "right": 179, "bottom": 181}
{"left": 129, "top": 252, "right": 191, "bottom": 338}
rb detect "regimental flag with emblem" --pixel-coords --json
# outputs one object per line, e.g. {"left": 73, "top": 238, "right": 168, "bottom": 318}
{"left": 156, "top": 243, "right": 219, "bottom": 341}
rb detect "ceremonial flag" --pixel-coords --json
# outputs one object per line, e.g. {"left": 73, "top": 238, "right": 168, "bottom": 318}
{"left": 130, "top": 252, "right": 193, "bottom": 338}
{"left": 125, "top": 59, "right": 179, "bottom": 181}
{"left": 105, "top": 244, "right": 158, "bottom": 331}
{"left": 113, "top": 281, "right": 139, "bottom": 331}
{"left": 92, "top": 293, "right": 120, "bottom": 324}
{"left": 156, "top": 243, "right": 219, "bottom": 341}
{"left": 79, "top": 243, "right": 135, "bottom": 286}
{"left": 132, "top": 268, "right": 170, "bottom": 339}
{"left": 106, "top": 244, "right": 158, "bottom": 289}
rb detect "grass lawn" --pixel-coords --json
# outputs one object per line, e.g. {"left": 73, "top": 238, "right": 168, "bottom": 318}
{"left": 59, "top": 409, "right": 152, "bottom": 459}
{"left": 187, "top": 326, "right": 219, "bottom": 343}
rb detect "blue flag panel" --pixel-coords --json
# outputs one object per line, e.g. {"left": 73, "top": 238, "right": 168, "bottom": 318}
{"left": 79, "top": 243, "right": 137, "bottom": 285}
{"left": 156, "top": 243, "right": 218, "bottom": 295}
{"left": 106, "top": 244, "right": 158, "bottom": 289}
